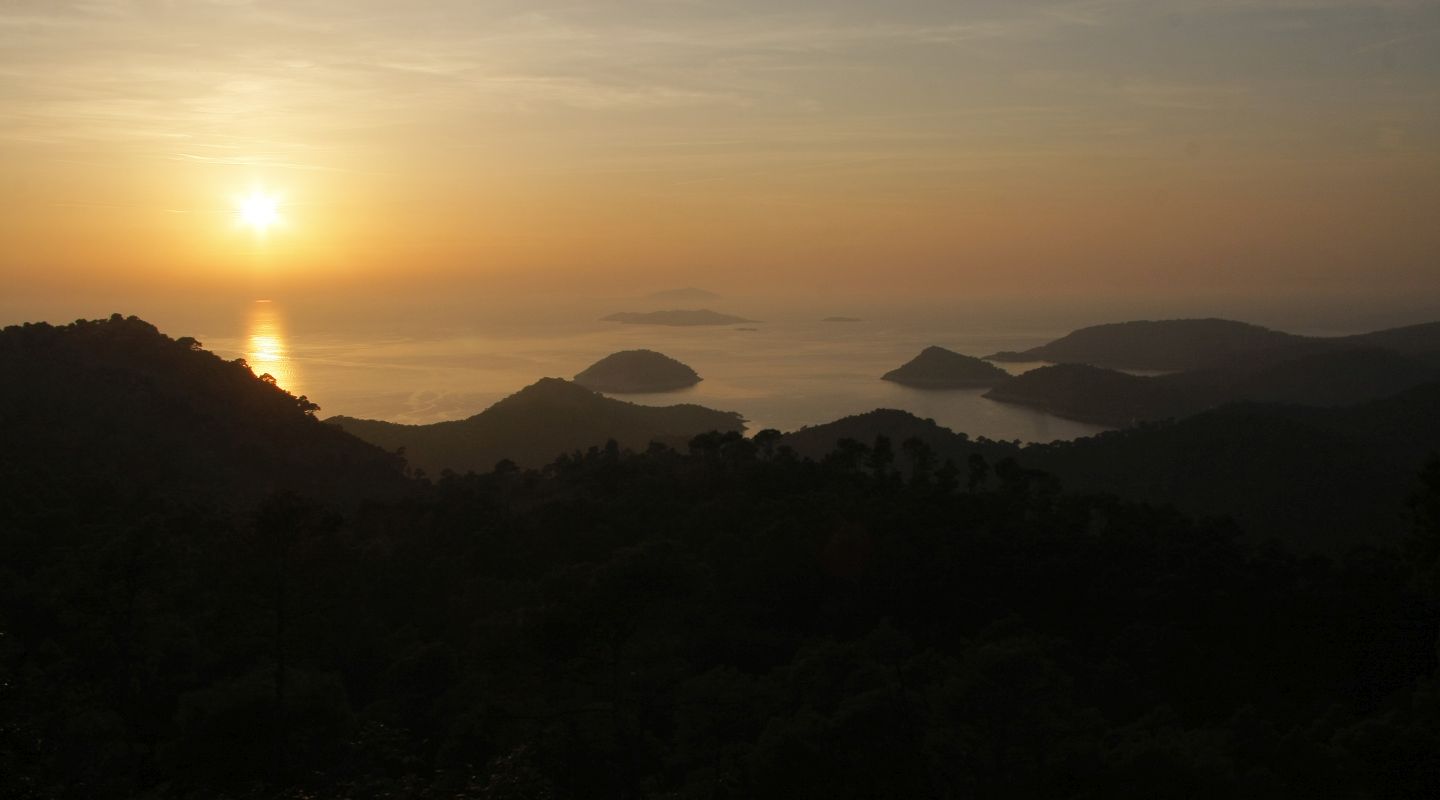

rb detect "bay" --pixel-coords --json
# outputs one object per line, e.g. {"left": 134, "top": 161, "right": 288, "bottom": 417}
{"left": 202, "top": 302, "right": 1111, "bottom": 443}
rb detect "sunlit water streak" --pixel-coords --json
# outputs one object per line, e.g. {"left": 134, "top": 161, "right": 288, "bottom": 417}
{"left": 244, "top": 301, "right": 303, "bottom": 397}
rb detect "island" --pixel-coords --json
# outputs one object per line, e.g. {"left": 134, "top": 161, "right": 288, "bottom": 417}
{"left": 573, "top": 349, "right": 702, "bottom": 393}
{"left": 822, "top": 316, "right": 863, "bottom": 323}
{"left": 881, "top": 345, "right": 1012, "bottom": 388}
{"left": 646, "top": 287, "right": 721, "bottom": 303}
{"left": 603, "top": 309, "right": 756, "bottom": 326}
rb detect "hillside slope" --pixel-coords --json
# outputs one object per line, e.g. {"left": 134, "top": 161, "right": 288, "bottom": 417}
{"left": 329, "top": 377, "right": 744, "bottom": 473}
{"left": 0, "top": 315, "right": 409, "bottom": 512}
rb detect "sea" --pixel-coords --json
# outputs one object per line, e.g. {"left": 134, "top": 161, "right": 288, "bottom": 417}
{"left": 193, "top": 299, "right": 1110, "bottom": 443}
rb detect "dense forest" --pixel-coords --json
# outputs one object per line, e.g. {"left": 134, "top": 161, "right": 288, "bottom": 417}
{"left": 3, "top": 316, "right": 1440, "bottom": 798}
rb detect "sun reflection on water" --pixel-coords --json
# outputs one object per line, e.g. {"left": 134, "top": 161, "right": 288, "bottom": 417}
{"left": 246, "top": 301, "right": 302, "bottom": 396}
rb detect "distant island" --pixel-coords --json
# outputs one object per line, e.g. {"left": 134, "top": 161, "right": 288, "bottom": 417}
{"left": 328, "top": 377, "right": 743, "bottom": 473}
{"left": 603, "top": 309, "right": 756, "bottom": 326}
{"left": 573, "top": 349, "right": 702, "bottom": 393}
{"left": 646, "top": 287, "right": 721, "bottom": 303}
{"left": 881, "top": 345, "right": 1012, "bottom": 389}
{"left": 822, "top": 316, "right": 863, "bottom": 323}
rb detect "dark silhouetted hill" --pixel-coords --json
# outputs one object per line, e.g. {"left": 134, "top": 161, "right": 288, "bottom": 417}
{"left": 882, "top": 345, "right": 1014, "bottom": 389}
{"left": 328, "top": 377, "right": 744, "bottom": 473}
{"left": 1027, "top": 382, "right": 1440, "bottom": 553}
{"left": 603, "top": 309, "right": 755, "bottom": 326}
{"left": 782, "top": 408, "right": 1022, "bottom": 466}
{"left": 573, "top": 349, "right": 701, "bottom": 393}
{"left": 785, "top": 383, "right": 1440, "bottom": 553}
{"left": 985, "top": 318, "right": 1311, "bottom": 371}
{"left": 0, "top": 315, "right": 408, "bottom": 510}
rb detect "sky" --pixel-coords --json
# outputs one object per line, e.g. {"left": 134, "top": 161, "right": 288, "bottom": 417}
{"left": 2, "top": 0, "right": 1439, "bottom": 323}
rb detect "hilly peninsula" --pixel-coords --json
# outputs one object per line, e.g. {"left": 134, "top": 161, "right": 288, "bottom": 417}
{"left": 985, "top": 318, "right": 1312, "bottom": 371}
{"left": 328, "top": 378, "right": 744, "bottom": 473}
{"left": 574, "top": 349, "right": 701, "bottom": 393}
{"left": 983, "top": 346, "right": 1439, "bottom": 426}
{"left": 882, "top": 345, "right": 1011, "bottom": 388}
{"left": 603, "top": 309, "right": 755, "bottom": 326}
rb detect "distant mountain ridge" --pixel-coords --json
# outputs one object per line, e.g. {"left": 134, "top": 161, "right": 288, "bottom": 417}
{"left": 603, "top": 309, "right": 756, "bottom": 326}
{"left": 645, "top": 287, "right": 720, "bottom": 303}
{"left": 329, "top": 377, "right": 744, "bottom": 473}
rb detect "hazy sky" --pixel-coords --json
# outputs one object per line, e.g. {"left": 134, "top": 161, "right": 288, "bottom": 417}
{"left": 3, "top": 0, "right": 1438, "bottom": 316}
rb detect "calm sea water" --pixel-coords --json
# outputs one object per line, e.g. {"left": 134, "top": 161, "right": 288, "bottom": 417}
{"left": 201, "top": 301, "right": 1110, "bottom": 443}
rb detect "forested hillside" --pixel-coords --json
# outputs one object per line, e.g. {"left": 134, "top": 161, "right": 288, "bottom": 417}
{"left": 329, "top": 378, "right": 744, "bottom": 474}
{"left": 3, "top": 318, "right": 1439, "bottom": 798}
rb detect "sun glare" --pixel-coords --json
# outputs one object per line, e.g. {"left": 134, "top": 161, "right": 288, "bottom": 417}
{"left": 236, "top": 190, "right": 282, "bottom": 233}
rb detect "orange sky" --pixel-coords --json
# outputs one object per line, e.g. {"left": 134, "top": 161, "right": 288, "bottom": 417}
{"left": 3, "top": 0, "right": 1438, "bottom": 316}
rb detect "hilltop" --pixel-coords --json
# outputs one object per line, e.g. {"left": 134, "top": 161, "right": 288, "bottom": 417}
{"left": 329, "top": 377, "right": 744, "bottom": 473}
{"left": 0, "top": 314, "right": 408, "bottom": 510}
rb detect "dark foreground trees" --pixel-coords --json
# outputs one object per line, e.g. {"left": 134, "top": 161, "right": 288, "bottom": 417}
{"left": 3, "top": 439, "right": 1439, "bottom": 798}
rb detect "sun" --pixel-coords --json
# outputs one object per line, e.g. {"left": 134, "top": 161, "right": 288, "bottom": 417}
{"left": 236, "top": 189, "right": 282, "bottom": 233}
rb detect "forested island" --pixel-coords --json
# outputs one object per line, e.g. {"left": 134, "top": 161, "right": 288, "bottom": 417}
{"left": 881, "top": 345, "right": 1012, "bottom": 388}
{"left": 3, "top": 315, "right": 1439, "bottom": 798}
{"left": 573, "top": 349, "right": 703, "bottom": 394}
